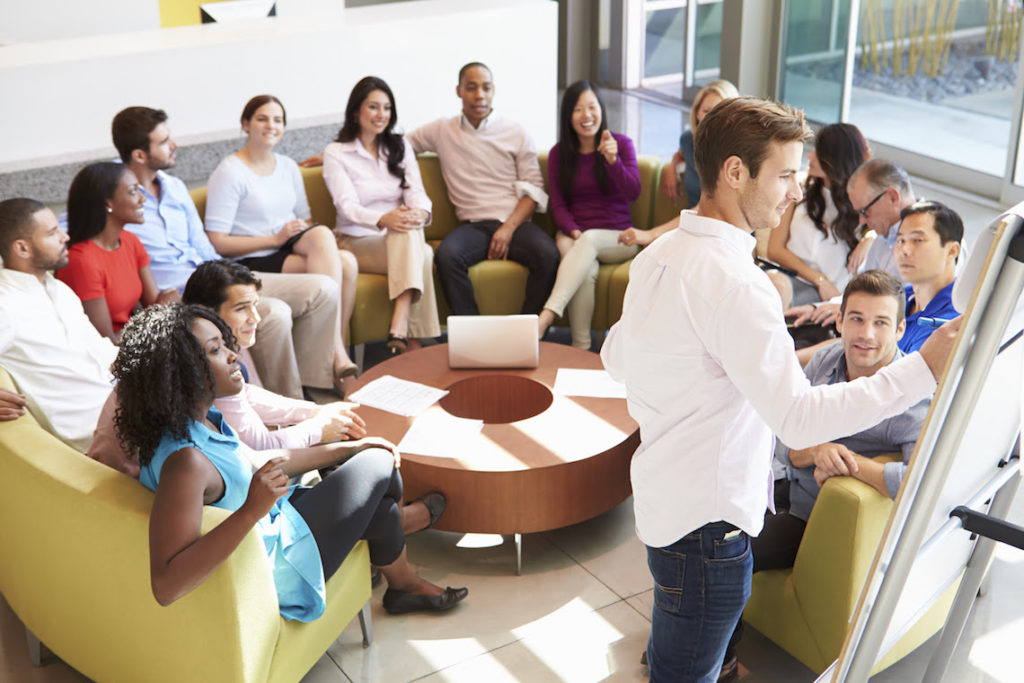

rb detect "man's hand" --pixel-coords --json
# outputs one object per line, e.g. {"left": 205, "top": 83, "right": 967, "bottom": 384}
{"left": 786, "top": 301, "right": 839, "bottom": 327}
{"left": 847, "top": 233, "right": 876, "bottom": 274}
{"left": 0, "top": 388, "right": 27, "bottom": 421}
{"left": 799, "top": 442, "right": 862, "bottom": 488}
{"left": 598, "top": 130, "right": 618, "bottom": 165}
{"left": 488, "top": 223, "right": 516, "bottom": 260}
{"left": 918, "top": 316, "right": 963, "bottom": 380}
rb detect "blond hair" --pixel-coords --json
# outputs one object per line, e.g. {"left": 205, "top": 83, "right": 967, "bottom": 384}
{"left": 689, "top": 79, "right": 740, "bottom": 131}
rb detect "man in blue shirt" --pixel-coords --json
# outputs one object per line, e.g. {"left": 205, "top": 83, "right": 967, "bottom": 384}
{"left": 111, "top": 107, "right": 340, "bottom": 399}
{"left": 894, "top": 200, "right": 962, "bottom": 353}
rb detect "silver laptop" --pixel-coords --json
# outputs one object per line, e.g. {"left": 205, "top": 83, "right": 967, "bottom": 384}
{"left": 447, "top": 315, "right": 540, "bottom": 369}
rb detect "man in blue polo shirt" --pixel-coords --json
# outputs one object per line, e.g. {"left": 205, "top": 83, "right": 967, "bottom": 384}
{"left": 894, "top": 200, "right": 962, "bottom": 353}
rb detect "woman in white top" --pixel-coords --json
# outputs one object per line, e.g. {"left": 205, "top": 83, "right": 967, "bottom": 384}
{"left": 204, "top": 95, "right": 359, "bottom": 391}
{"left": 766, "top": 123, "right": 871, "bottom": 307}
{"left": 323, "top": 77, "right": 440, "bottom": 354}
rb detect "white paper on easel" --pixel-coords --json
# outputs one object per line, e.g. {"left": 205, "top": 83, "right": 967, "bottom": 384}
{"left": 552, "top": 368, "right": 627, "bottom": 398}
{"left": 397, "top": 410, "right": 483, "bottom": 459}
{"left": 346, "top": 375, "right": 448, "bottom": 417}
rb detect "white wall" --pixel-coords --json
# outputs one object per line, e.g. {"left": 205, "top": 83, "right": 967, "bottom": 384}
{"left": 0, "top": 0, "right": 159, "bottom": 44}
{"left": 0, "top": 0, "right": 558, "bottom": 171}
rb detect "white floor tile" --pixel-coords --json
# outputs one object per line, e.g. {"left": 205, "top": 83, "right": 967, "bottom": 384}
{"left": 416, "top": 601, "right": 651, "bottom": 683}
{"left": 329, "top": 530, "right": 622, "bottom": 682}
{"left": 543, "top": 499, "right": 651, "bottom": 600}
{"left": 300, "top": 653, "right": 350, "bottom": 683}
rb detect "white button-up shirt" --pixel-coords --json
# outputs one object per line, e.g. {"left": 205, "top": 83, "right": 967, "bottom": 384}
{"left": 322, "top": 138, "right": 432, "bottom": 238}
{"left": 407, "top": 113, "right": 547, "bottom": 223}
{"left": 601, "top": 211, "right": 936, "bottom": 547}
{"left": 0, "top": 269, "right": 116, "bottom": 451}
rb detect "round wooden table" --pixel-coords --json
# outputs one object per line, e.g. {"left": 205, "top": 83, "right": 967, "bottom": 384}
{"left": 351, "top": 342, "right": 639, "bottom": 571}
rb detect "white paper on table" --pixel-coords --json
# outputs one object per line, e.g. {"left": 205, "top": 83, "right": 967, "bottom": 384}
{"left": 397, "top": 409, "right": 483, "bottom": 459}
{"left": 552, "top": 368, "right": 627, "bottom": 399}
{"left": 346, "top": 374, "right": 448, "bottom": 417}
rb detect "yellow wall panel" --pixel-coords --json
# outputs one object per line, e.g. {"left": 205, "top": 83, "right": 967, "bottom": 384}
{"left": 159, "top": 0, "right": 231, "bottom": 28}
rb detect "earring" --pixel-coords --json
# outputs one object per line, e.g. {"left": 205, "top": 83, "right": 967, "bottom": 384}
{"left": 106, "top": 207, "right": 113, "bottom": 213}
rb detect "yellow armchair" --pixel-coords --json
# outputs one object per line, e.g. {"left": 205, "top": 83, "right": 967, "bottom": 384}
{"left": 0, "top": 368, "right": 372, "bottom": 683}
{"left": 743, "top": 467, "right": 957, "bottom": 674}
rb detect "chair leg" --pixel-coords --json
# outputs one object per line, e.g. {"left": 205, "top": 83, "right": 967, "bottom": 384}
{"left": 358, "top": 599, "right": 373, "bottom": 648}
{"left": 353, "top": 343, "right": 365, "bottom": 373}
{"left": 25, "top": 626, "right": 42, "bottom": 667}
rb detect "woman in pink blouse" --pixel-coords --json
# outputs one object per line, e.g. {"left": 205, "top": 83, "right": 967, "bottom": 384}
{"left": 323, "top": 76, "right": 441, "bottom": 355}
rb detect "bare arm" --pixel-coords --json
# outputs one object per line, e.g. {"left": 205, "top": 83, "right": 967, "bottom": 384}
{"left": 205, "top": 226, "right": 303, "bottom": 258}
{"left": 263, "top": 437, "right": 400, "bottom": 479}
{"left": 81, "top": 297, "right": 119, "bottom": 344}
{"left": 766, "top": 204, "right": 841, "bottom": 301}
{"left": 149, "top": 449, "right": 288, "bottom": 606}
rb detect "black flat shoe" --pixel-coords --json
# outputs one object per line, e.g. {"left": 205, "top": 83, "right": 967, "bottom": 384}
{"left": 415, "top": 491, "right": 446, "bottom": 529}
{"left": 386, "top": 334, "right": 408, "bottom": 356}
{"left": 382, "top": 586, "right": 468, "bottom": 615}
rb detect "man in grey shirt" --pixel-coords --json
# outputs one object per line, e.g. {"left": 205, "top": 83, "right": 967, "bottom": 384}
{"left": 763, "top": 269, "right": 928, "bottom": 568}
{"left": 721, "top": 269, "right": 929, "bottom": 673}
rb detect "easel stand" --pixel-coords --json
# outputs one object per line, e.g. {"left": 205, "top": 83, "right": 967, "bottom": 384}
{"left": 820, "top": 217, "right": 1024, "bottom": 682}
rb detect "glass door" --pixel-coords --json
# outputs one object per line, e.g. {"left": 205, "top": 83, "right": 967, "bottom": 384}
{"left": 637, "top": 0, "right": 724, "bottom": 102}
{"left": 778, "top": 0, "right": 856, "bottom": 125}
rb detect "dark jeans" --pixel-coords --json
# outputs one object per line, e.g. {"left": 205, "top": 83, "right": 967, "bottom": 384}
{"left": 434, "top": 219, "right": 559, "bottom": 315}
{"left": 646, "top": 521, "right": 753, "bottom": 682}
{"left": 289, "top": 448, "right": 405, "bottom": 577}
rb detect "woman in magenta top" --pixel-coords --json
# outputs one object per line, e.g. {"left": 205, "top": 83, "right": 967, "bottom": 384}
{"left": 58, "top": 162, "right": 176, "bottom": 343}
{"left": 537, "top": 81, "right": 641, "bottom": 349}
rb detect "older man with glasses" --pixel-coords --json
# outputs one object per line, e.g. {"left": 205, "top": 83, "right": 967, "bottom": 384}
{"left": 846, "top": 158, "right": 916, "bottom": 278}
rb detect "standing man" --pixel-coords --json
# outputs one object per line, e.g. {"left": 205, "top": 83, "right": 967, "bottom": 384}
{"left": 407, "top": 62, "right": 559, "bottom": 315}
{"left": 111, "top": 106, "right": 340, "bottom": 399}
{"left": 894, "top": 200, "right": 962, "bottom": 352}
{"left": 847, "top": 158, "right": 916, "bottom": 278}
{"left": 601, "top": 98, "right": 959, "bottom": 682}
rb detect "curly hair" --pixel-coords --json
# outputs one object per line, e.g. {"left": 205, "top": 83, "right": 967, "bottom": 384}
{"left": 112, "top": 304, "right": 238, "bottom": 465}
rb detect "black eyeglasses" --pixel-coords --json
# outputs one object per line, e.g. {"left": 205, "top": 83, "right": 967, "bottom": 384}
{"left": 857, "top": 188, "right": 889, "bottom": 217}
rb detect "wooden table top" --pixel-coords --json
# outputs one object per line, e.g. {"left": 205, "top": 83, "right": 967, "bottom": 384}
{"left": 350, "top": 342, "right": 638, "bottom": 473}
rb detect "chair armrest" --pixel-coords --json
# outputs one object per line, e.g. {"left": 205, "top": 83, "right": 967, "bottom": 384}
{"left": 790, "top": 473, "right": 895, "bottom": 659}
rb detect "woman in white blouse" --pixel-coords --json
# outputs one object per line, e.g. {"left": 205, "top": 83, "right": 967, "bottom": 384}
{"left": 766, "top": 123, "right": 871, "bottom": 307}
{"left": 323, "top": 77, "right": 440, "bottom": 355}
{"left": 204, "top": 95, "right": 359, "bottom": 392}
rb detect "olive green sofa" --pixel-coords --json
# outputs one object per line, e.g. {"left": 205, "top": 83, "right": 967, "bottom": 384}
{"left": 191, "top": 152, "right": 682, "bottom": 347}
{"left": 0, "top": 367, "right": 373, "bottom": 682}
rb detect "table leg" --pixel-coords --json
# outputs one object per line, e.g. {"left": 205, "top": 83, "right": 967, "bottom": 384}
{"left": 515, "top": 533, "right": 522, "bottom": 575}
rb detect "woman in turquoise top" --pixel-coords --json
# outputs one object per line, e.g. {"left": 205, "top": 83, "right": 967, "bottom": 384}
{"left": 112, "top": 304, "right": 467, "bottom": 619}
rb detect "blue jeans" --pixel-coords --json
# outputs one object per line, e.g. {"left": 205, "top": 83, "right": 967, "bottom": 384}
{"left": 646, "top": 521, "right": 752, "bottom": 682}
{"left": 434, "top": 219, "right": 559, "bottom": 315}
